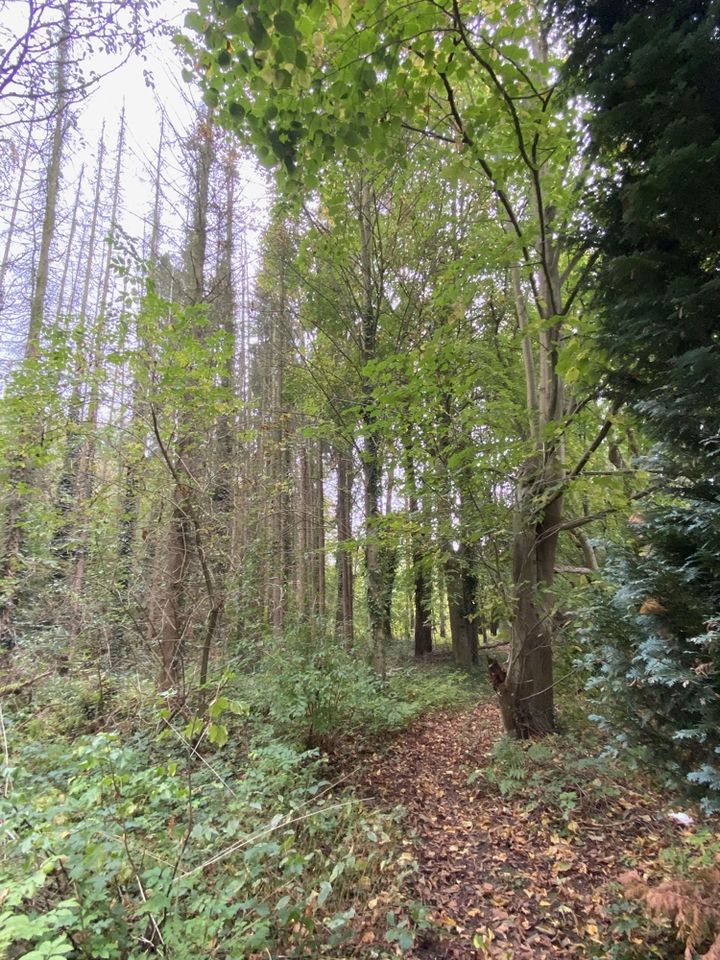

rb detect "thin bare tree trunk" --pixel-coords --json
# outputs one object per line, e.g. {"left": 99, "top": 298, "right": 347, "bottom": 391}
{"left": 258, "top": 218, "right": 295, "bottom": 633}
{"left": 311, "top": 439, "right": 326, "bottom": 618}
{"left": 70, "top": 112, "right": 126, "bottom": 616}
{"left": 404, "top": 449, "right": 432, "bottom": 657}
{"left": 49, "top": 123, "right": 107, "bottom": 641}
{"left": 358, "top": 179, "right": 391, "bottom": 673}
{"left": 334, "top": 445, "right": 354, "bottom": 644}
{"left": 435, "top": 397, "right": 478, "bottom": 669}
{"left": 0, "top": 104, "right": 36, "bottom": 315}
{"left": 55, "top": 167, "right": 84, "bottom": 320}
{"left": 26, "top": 14, "right": 68, "bottom": 360}
{"left": 0, "top": 17, "right": 69, "bottom": 649}
{"left": 138, "top": 118, "right": 166, "bottom": 653}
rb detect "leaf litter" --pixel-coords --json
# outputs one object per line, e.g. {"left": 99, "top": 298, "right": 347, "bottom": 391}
{"left": 344, "top": 701, "right": 707, "bottom": 959}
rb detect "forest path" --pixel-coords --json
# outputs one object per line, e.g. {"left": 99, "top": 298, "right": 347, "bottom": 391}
{"left": 356, "top": 700, "right": 672, "bottom": 960}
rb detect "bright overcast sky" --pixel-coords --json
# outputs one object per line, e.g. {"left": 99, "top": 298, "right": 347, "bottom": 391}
{"left": 70, "top": 0, "right": 268, "bottom": 249}
{"left": 0, "top": 0, "right": 268, "bottom": 372}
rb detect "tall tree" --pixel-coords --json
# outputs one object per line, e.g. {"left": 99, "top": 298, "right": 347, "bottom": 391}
{"left": 189, "top": 0, "right": 619, "bottom": 734}
{"left": 0, "top": 15, "right": 71, "bottom": 648}
{"left": 0, "top": 104, "right": 36, "bottom": 315}
{"left": 561, "top": 0, "right": 720, "bottom": 807}
{"left": 153, "top": 114, "right": 219, "bottom": 692}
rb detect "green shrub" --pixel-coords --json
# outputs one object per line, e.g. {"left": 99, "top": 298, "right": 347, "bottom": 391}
{"left": 249, "top": 624, "right": 480, "bottom": 748}
{"left": 478, "top": 733, "right": 622, "bottom": 826}
{"left": 581, "top": 502, "right": 720, "bottom": 813}
{"left": 0, "top": 716, "right": 409, "bottom": 959}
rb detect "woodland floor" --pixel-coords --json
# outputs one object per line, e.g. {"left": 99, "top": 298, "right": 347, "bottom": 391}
{"left": 347, "top": 699, "right": 683, "bottom": 960}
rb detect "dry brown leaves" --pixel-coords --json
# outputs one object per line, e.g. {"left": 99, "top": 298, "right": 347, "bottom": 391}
{"left": 348, "top": 702, "right": 692, "bottom": 960}
{"left": 622, "top": 868, "right": 720, "bottom": 960}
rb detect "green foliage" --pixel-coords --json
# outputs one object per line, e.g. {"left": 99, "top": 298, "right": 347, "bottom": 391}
{"left": 478, "top": 730, "right": 622, "bottom": 827}
{"left": 247, "top": 623, "right": 480, "bottom": 748}
{"left": 565, "top": 0, "right": 720, "bottom": 477}
{"left": 595, "top": 896, "right": 682, "bottom": 960}
{"left": 254, "top": 624, "right": 397, "bottom": 747}
{"left": 659, "top": 825, "right": 720, "bottom": 877}
{"left": 384, "top": 663, "right": 481, "bottom": 717}
{"left": 560, "top": 0, "right": 720, "bottom": 811}
{"left": 0, "top": 705, "right": 410, "bottom": 959}
{"left": 0, "top": 329, "right": 75, "bottom": 608}
{"left": 581, "top": 503, "right": 720, "bottom": 811}
{"left": 183, "top": 0, "right": 568, "bottom": 205}
{"left": 0, "top": 639, "right": 479, "bottom": 960}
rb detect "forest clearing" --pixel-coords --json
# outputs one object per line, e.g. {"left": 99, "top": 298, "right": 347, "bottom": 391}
{"left": 1, "top": 0, "right": 719, "bottom": 957}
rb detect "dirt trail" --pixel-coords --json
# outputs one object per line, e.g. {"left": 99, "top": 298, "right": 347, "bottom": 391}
{"left": 358, "top": 702, "right": 673, "bottom": 959}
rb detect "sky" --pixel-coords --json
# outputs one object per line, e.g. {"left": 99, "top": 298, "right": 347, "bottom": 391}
{"left": 72, "top": 0, "right": 268, "bottom": 245}
{"left": 0, "top": 0, "right": 269, "bottom": 370}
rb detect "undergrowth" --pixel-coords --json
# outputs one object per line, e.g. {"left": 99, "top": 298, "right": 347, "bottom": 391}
{"left": 476, "top": 731, "right": 624, "bottom": 828}
{"left": 245, "top": 628, "right": 480, "bottom": 750}
{"left": 0, "top": 638, "right": 478, "bottom": 960}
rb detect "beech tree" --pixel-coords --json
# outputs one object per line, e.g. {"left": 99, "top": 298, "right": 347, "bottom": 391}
{"left": 187, "top": 0, "right": 617, "bottom": 734}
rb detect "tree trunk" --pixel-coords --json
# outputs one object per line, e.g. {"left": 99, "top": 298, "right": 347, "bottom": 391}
{"left": 158, "top": 114, "right": 212, "bottom": 691}
{"left": 55, "top": 167, "right": 84, "bottom": 320}
{"left": 0, "top": 104, "right": 36, "bottom": 315}
{"left": 378, "top": 541, "right": 398, "bottom": 653}
{"left": 53, "top": 129, "right": 106, "bottom": 598}
{"left": 413, "top": 558, "right": 432, "bottom": 657}
{"left": 311, "top": 439, "right": 326, "bottom": 618}
{"left": 158, "top": 470, "right": 191, "bottom": 692}
{"left": 404, "top": 447, "right": 432, "bottom": 657}
{"left": 446, "top": 546, "right": 479, "bottom": 669}
{"left": 116, "top": 120, "right": 166, "bottom": 662}
{"left": 335, "top": 445, "right": 354, "bottom": 644}
{"left": 26, "top": 23, "right": 68, "bottom": 360}
{"left": 498, "top": 456, "right": 562, "bottom": 736}
{"left": 362, "top": 430, "right": 386, "bottom": 670}
{"left": 0, "top": 20, "right": 69, "bottom": 649}
{"left": 70, "top": 112, "right": 126, "bottom": 622}
{"left": 357, "top": 178, "right": 394, "bottom": 671}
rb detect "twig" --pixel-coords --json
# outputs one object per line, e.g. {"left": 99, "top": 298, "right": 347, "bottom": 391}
{"left": 517, "top": 667, "right": 578, "bottom": 701}
{"left": 176, "top": 798, "right": 369, "bottom": 882}
{"left": 0, "top": 702, "right": 11, "bottom": 797}
{"left": 0, "top": 670, "right": 52, "bottom": 697}
{"left": 161, "top": 716, "right": 238, "bottom": 798}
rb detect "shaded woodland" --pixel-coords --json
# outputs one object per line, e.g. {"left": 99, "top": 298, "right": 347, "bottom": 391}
{"left": 1, "top": 0, "right": 719, "bottom": 957}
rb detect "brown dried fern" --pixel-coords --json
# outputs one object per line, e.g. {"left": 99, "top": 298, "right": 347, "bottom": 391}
{"left": 621, "top": 869, "right": 720, "bottom": 960}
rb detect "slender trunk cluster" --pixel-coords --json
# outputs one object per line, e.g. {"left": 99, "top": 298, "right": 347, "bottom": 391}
{"left": 0, "top": 16, "right": 70, "bottom": 648}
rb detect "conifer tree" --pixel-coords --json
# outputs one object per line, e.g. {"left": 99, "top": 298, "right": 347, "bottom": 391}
{"left": 561, "top": 0, "right": 720, "bottom": 807}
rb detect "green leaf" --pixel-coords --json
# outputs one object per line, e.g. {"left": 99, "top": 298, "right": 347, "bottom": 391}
{"left": 207, "top": 722, "right": 229, "bottom": 747}
{"left": 248, "top": 14, "right": 270, "bottom": 49}
{"left": 274, "top": 11, "right": 295, "bottom": 36}
{"left": 184, "top": 11, "right": 205, "bottom": 32}
{"left": 272, "top": 69, "right": 292, "bottom": 90}
{"left": 278, "top": 35, "right": 296, "bottom": 64}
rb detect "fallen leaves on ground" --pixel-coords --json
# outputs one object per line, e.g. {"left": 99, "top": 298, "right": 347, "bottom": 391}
{"left": 346, "top": 701, "right": 696, "bottom": 959}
